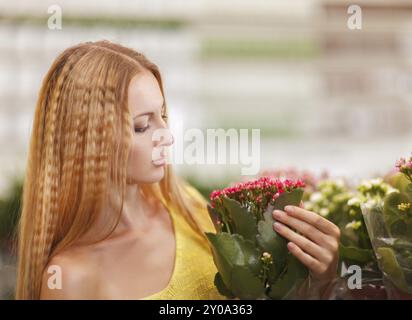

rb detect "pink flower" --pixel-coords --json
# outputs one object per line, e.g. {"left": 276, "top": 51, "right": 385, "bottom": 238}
{"left": 394, "top": 153, "right": 412, "bottom": 183}
{"left": 395, "top": 158, "right": 407, "bottom": 170}
{"left": 256, "top": 167, "right": 328, "bottom": 192}
{"left": 210, "top": 176, "right": 305, "bottom": 210}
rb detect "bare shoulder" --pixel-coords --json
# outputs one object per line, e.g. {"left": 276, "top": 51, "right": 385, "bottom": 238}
{"left": 40, "top": 247, "right": 98, "bottom": 300}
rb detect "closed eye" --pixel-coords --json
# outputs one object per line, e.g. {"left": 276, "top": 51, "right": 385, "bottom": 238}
{"left": 134, "top": 125, "right": 150, "bottom": 133}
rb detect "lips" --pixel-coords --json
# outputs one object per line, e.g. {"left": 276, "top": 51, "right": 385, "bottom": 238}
{"left": 152, "top": 157, "right": 166, "bottom": 166}
{"left": 152, "top": 146, "right": 168, "bottom": 166}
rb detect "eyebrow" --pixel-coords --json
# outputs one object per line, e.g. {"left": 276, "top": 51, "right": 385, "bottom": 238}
{"left": 133, "top": 100, "right": 165, "bottom": 120}
{"left": 133, "top": 112, "right": 152, "bottom": 120}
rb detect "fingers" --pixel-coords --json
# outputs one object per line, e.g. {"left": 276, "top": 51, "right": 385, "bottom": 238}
{"left": 273, "top": 210, "right": 327, "bottom": 247}
{"left": 286, "top": 242, "right": 328, "bottom": 275}
{"left": 272, "top": 205, "right": 341, "bottom": 280}
{"left": 284, "top": 206, "right": 341, "bottom": 239}
{"left": 273, "top": 222, "right": 331, "bottom": 264}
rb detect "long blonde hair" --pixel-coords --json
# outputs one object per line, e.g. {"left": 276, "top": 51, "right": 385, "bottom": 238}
{"left": 16, "top": 40, "right": 208, "bottom": 300}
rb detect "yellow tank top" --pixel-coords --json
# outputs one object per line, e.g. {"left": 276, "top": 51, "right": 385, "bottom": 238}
{"left": 141, "top": 186, "right": 227, "bottom": 300}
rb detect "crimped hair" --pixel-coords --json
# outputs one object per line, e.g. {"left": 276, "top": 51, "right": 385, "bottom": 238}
{"left": 16, "top": 40, "right": 209, "bottom": 300}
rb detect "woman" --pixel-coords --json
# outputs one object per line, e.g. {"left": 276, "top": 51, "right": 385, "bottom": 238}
{"left": 16, "top": 41, "right": 340, "bottom": 300}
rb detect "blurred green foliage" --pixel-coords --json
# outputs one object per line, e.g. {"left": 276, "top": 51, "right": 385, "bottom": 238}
{"left": 201, "top": 38, "right": 319, "bottom": 60}
{"left": 0, "top": 14, "right": 186, "bottom": 29}
{"left": 185, "top": 175, "right": 231, "bottom": 201}
{"left": 0, "top": 178, "right": 22, "bottom": 246}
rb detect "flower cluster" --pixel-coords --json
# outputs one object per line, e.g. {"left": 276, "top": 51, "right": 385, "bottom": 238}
{"left": 349, "top": 178, "right": 395, "bottom": 214}
{"left": 345, "top": 220, "right": 362, "bottom": 231}
{"left": 206, "top": 176, "right": 308, "bottom": 299}
{"left": 398, "top": 202, "right": 411, "bottom": 212}
{"left": 357, "top": 178, "right": 395, "bottom": 200}
{"left": 395, "top": 154, "right": 412, "bottom": 182}
{"left": 210, "top": 176, "right": 305, "bottom": 218}
{"left": 304, "top": 178, "right": 391, "bottom": 267}
{"left": 360, "top": 152, "right": 412, "bottom": 295}
{"left": 305, "top": 179, "right": 353, "bottom": 219}
{"left": 257, "top": 167, "right": 328, "bottom": 194}
{"left": 392, "top": 154, "right": 412, "bottom": 217}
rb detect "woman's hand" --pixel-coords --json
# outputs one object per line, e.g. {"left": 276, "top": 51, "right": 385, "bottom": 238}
{"left": 272, "top": 204, "right": 340, "bottom": 283}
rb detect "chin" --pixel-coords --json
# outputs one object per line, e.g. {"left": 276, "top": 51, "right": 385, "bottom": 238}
{"left": 141, "top": 166, "right": 165, "bottom": 184}
{"left": 152, "top": 167, "right": 165, "bottom": 182}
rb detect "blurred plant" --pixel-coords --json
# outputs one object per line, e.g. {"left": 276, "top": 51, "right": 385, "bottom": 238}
{"left": 184, "top": 175, "right": 224, "bottom": 201}
{"left": 0, "top": 178, "right": 22, "bottom": 251}
{"left": 0, "top": 178, "right": 22, "bottom": 301}
{"left": 305, "top": 178, "right": 393, "bottom": 268}
{"left": 305, "top": 179, "right": 353, "bottom": 225}
{"left": 362, "top": 153, "right": 412, "bottom": 296}
{"left": 343, "top": 179, "right": 395, "bottom": 267}
{"left": 206, "top": 177, "right": 308, "bottom": 299}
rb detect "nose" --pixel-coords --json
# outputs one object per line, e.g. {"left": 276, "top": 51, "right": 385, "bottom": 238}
{"left": 157, "top": 129, "right": 174, "bottom": 148}
{"left": 154, "top": 130, "right": 173, "bottom": 161}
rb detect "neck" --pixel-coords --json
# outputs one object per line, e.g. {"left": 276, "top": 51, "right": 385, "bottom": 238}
{"left": 79, "top": 182, "right": 157, "bottom": 244}
{"left": 115, "top": 183, "right": 153, "bottom": 233}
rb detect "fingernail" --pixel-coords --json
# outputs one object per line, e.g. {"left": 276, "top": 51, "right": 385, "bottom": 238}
{"left": 285, "top": 206, "right": 294, "bottom": 213}
{"left": 273, "top": 222, "right": 282, "bottom": 230}
{"left": 272, "top": 210, "right": 283, "bottom": 219}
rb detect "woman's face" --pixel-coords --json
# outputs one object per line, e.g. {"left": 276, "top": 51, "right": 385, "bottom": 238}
{"left": 126, "top": 69, "right": 173, "bottom": 184}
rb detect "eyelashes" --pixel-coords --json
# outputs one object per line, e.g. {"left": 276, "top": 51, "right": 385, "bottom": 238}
{"left": 134, "top": 115, "right": 168, "bottom": 134}
{"left": 134, "top": 125, "right": 150, "bottom": 133}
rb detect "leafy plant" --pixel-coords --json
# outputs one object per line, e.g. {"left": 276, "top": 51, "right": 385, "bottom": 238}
{"left": 205, "top": 177, "right": 308, "bottom": 299}
{"left": 0, "top": 178, "right": 22, "bottom": 248}
{"left": 362, "top": 155, "right": 412, "bottom": 295}
{"left": 305, "top": 177, "right": 396, "bottom": 271}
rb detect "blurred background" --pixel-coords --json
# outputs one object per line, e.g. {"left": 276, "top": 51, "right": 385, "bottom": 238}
{"left": 1, "top": 0, "right": 412, "bottom": 299}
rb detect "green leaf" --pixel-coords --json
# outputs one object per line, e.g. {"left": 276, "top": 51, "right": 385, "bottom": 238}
{"left": 339, "top": 243, "right": 375, "bottom": 265}
{"left": 207, "top": 204, "right": 222, "bottom": 232}
{"left": 205, "top": 232, "right": 263, "bottom": 290}
{"left": 214, "top": 272, "right": 235, "bottom": 298}
{"left": 377, "top": 247, "right": 412, "bottom": 294}
{"left": 256, "top": 204, "right": 287, "bottom": 268}
{"left": 230, "top": 266, "right": 266, "bottom": 299}
{"left": 392, "top": 238, "right": 412, "bottom": 250}
{"left": 272, "top": 188, "right": 304, "bottom": 212}
{"left": 383, "top": 192, "right": 411, "bottom": 238}
{"left": 221, "top": 197, "right": 258, "bottom": 242}
{"left": 405, "top": 183, "right": 412, "bottom": 202}
{"left": 267, "top": 258, "right": 284, "bottom": 284}
{"left": 267, "top": 254, "right": 308, "bottom": 299}
{"left": 256, "top": 189, "right": 304, "bottom": 268}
